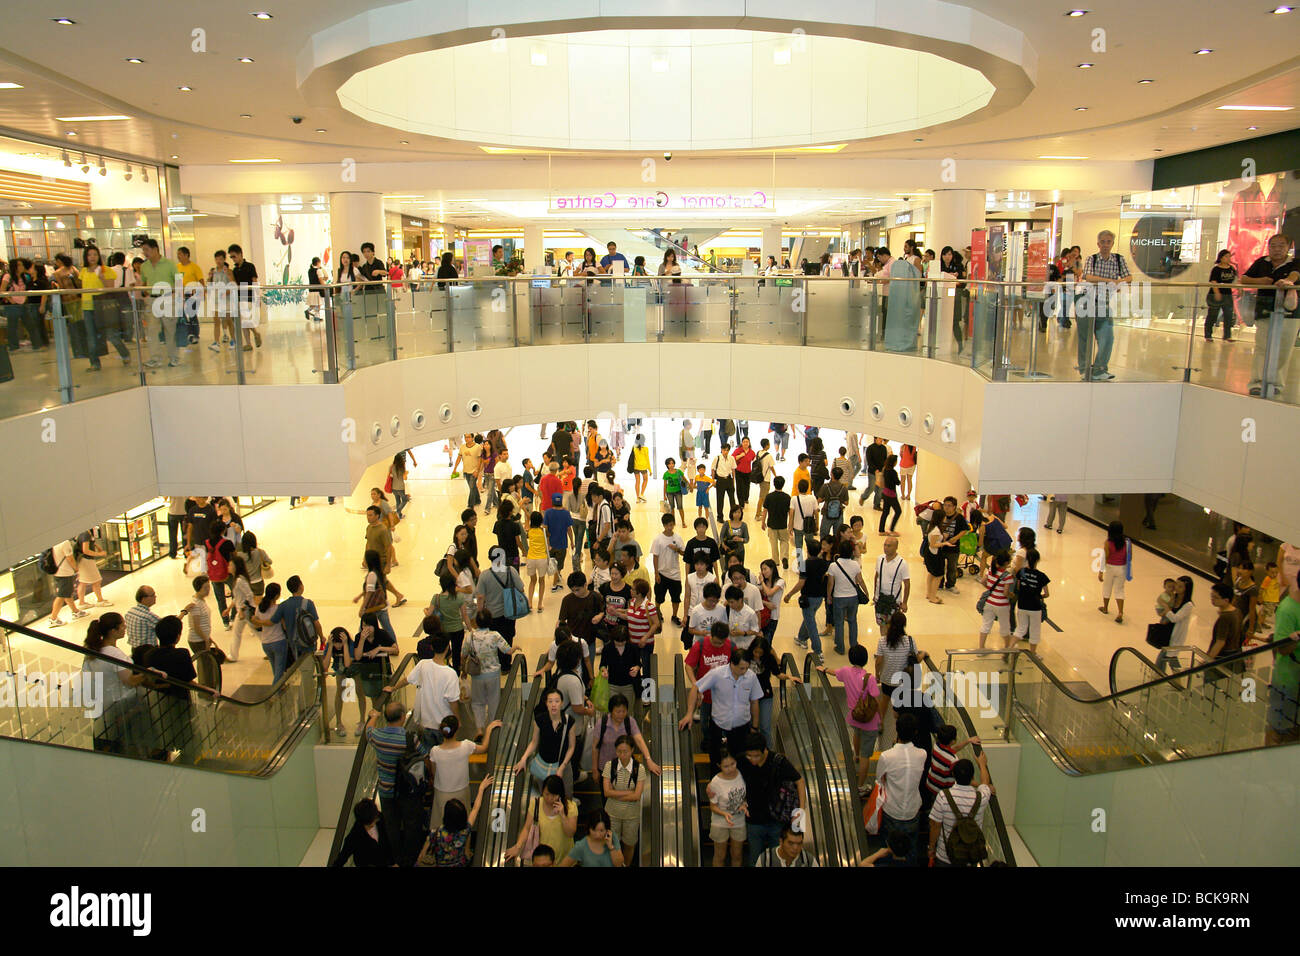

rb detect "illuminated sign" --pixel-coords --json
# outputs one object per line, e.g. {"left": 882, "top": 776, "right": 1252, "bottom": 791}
{"left": 548, "top": 190, "right": 772, "bottom": 213}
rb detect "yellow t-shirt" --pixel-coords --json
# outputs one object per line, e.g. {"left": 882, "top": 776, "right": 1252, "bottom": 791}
{"left": 178, "top": 260, "right": 205, "bottom": 290}
{"left": 527, "top": 527, "right": 548, "bottom": 560}
{"left": 793, "top": 467, "right": 812, "bottom": 496}
{"left": 79, "top": 265, "right": 116, "bottom": 310}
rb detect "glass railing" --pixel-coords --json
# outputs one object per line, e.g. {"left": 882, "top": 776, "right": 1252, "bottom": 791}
{"left": 775, "top": 652, "right": 838, "bottom": 865}
{"left": 5, "top": 274, "right": 1296, "bottom": 421}
{"left": 473, "top": 655, "right": 538, "bottom": 868}
{"left": 664, "top": 654, "right": 700, "bottom": 868}
{"left": 800, "top": 652, "right": 870, "bottom": 866}
{"left": 945, "top": 639, "right": 1294, "bottom": 775}
{"left": 0, "top": 617, "right": 322, "bottom": 773}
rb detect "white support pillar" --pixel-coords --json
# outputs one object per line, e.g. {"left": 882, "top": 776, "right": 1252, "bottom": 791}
{"left": 761, "top": 224, "right": 783, "bottom": 268}
{"left": 523, "top": 224, "right": 545, "bottom": 271}
{"left": 929, "top": 189, "right": 986, "bottom": 257}
{"left": 329, "top": 191, "right": 386, "bottom": 263}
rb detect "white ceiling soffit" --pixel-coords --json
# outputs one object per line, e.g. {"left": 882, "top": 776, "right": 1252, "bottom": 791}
{"left": 298, "top": 1, "right": 1037, "bottom": 151}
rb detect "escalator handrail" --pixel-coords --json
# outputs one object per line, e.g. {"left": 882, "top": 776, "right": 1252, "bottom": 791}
{"left": 470, "top": 654, "right": 527, "bottom": 865}
{"left": 1107, "top": 645, "right": 1168, "bottom": 696}
{"left": 492, "top": 653, "right": 550, "bottom": 867}
{"left": 648, "top": 652, "right": 664, "bottom": 867}
{"left": 917, "top": 655, "right": 1017, "bottom": 866}
{"left": 0, "top": 615, "right": 318, "bottom": 707}
{"left": 673, "top": 654, "right": 700, "bottom": 868}
{"left": 327, "top": 651, "right": 419, "bottom": 867}
{"left": 804, "top": 652, "right": 869, "bottom": 862}
{"left": 778, "top": 652, "right": 840, "bottom": 867}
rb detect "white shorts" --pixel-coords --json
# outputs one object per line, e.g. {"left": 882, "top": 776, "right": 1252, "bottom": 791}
{"left": 526, "top": 557, "right": 549, "bottom": 574}
{"left": 710, "top": 819, "right": 747, "bottom": 843}
{"left": 1013, "top": 607, "right": 1042, "bottom": 644}
{"left": 979, "top": 603, "right": 1011, "bottom": 636}
{"left": 900, "top": 466, "right": 916, "bottom": 477}
{"left": 1102, "top": 564, "right": 1126, "bottom": 599}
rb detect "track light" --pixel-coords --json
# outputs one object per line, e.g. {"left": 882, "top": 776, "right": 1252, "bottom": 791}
{"left": 97, "top": 156, "right": 107, "bottom": 176}
{"left": 142, "top": 167, "right": 149, "bottom": 183}
{"left": 61, "top": 150, "right": 71, "bottom": 167}
{"left": 124, "top": 164, "right": 133, "bottom": 181}
{"left": 79, "top": 152, "right": 89, "bottom": 174}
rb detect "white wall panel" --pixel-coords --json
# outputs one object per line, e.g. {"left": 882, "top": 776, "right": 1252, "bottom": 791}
{"left": 237, "top": 386, "right": 350, "bottom": 491}
{"left": 729, "top": 344, "right": 800, "bottom": 420}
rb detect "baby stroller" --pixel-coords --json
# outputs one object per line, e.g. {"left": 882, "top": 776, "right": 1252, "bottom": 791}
{"left": 955, "top": 530, "right": 981, "bottom": 578}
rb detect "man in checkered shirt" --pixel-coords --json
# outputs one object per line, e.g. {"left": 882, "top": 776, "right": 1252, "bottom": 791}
{"left": 124, "top": 585, "right": 161, "bottom": 651}
{"left": 1078, "top": 229, "right": 1131, "bottom": 381}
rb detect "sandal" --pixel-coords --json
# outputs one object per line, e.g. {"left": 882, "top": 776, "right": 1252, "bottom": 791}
{"left": 393, "top": 597, "right": 408, "bottom": 607}
{"left": 1097, "top": 606, "right": 1108, "bottom": 614}
{"left": 1115, "top": 615, "right": 1123, "bottom": 624}
{"left": 928, "top": 597, "right": 944, "bottom": 604}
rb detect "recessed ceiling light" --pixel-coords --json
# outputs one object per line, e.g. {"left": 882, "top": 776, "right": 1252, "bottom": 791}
{"left": 1064, "top": 9, "right": 1088, "bottom": 16}
{"left": 125, "top": 58, "right": 144, "bottom": 64}
{"left": 55, "top": 115, "right": 130, "bottom": 122}
{"left": 314, "top": 128, "right": 326, "bottom": 133}
{"left": 1077, "top": 62, "right": 1093, "bottom": 68}
{"left": 0, "top": 82, "right": 22, "bottom": 89}
{"left": 1138, "top": 78, "right": 1154, "bottom": 84}
{"left": 237, "top": 57, "right": 254, "bottom": 63}
{"left": 65, "top": 131, "right": 77, "bottom": 137}
{"left": 400, "top": 140, "right": 409, "bottom": 144}
{"left": 251, "top": 11, "right": 273, "bottom": 19}
{"left": 228, "top": 158, "right": 281, "bottom": 163}
{"left": 1074, "top": 106, "right": 1088, "bottom": 111}
{"left": 1248, "top": 126, "right": 1259, "bottom": 130}
{"left": 1153, "top": 148, "right": 1163, "bottom": 152}
{"left": 170, "top": 154, "right": 179, "bottom": 159}
{"left": 1215, "top": 104, "right": 1293, "bottom": 111}
{"left": 1194, "top": 48, "right": 1213, "bottom": 55}
{"left": 239, "top": 113, "right": 252, "bottom": 119}
{"left": 178, "top": 86, "right": 193, "bottom": 92}
{"left": 52, "top": 18, "right": 76, "bottom": 26}
{"left": 913, "top": 138, "right": 923, "bottom": 142}
{"left": 1271, "top": 5, "right": 1292, "bottom": 12}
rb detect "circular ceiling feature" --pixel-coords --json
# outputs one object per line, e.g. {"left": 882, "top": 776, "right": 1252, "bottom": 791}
{"left": 335, "top": 30, "right": 997, "bottom": 151}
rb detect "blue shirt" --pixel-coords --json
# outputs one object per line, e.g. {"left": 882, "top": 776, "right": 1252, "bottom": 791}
{"left": 599, "top": 253, "right": 629, "bottom": 272}
{"left": 566, "top": 832, "right": 622, "bottom": 866}
{"left": 696, "top": 665, "right": 762, "bottom": 729}
{"left": 270, "top": 595, "right": 318, "bottom": 640}
{"left": 543, "top": 508, "right": 573, "bottom": 550}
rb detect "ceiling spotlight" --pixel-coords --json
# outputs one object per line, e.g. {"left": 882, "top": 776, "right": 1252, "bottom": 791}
{"left": 124, "top": 164, "right": 133, "bottom": 181}
{"left": 1074, "top": 106, "right": 1088, "bottom": 111}
{"left": 1193, "top": 48, "right": 1213, "bottom": 55}
{"left": 65, "top": 130, "right": 77, "bottom": 137}
{"left": 97, "top": 156, "right": 107, "bottom": 176}
{"left": 1138, "top": 78, "right": 1154, "bottom": 84}
{"left": 400, "top": 140, "right": 409, "bottom": 144}
{"left": 251, "top": 11, "right": 273, "bottom": 19}
{"left": 913, "top": 137, "right": 923, "bottom": 142}
{"left": 177, "top": 85, "right": 193, "bottom": 92}
{"left": 52, "top": 18, "right": 76, "bottom": 25}
{"left": 79, "top": 153, "right": 90, "bottom": 174}
{"left": 1064, "top": 9, "right": 1088, "bottom": 16}
{"left": 314, "top": 128, "right": 326, "bottom": 133}
{"left": 1154, "top": 148, "right": 1163, "bottom": 152}
{"left": 1077, "top": 62, "right": 1093, "bottom": 68}
{"left": 1248, "top": 125, "right": 1259, "bottom": 130}
{"left": 239, "top": 113, "right": 252, "bottom": 119}
{"left": 1270, "top": 5, "right": 1292, "bottom": 12}
{"left": 170, "top": 154, "right": 179, "bottom": 159}
{"left": 237, "top": 57, "right": 254, "bottom": 63}
{"left": 61, "top": 150, "right": 71, "bottom": 167}
{"left": 125, "top": 57, "right": 143, "bottom": 64}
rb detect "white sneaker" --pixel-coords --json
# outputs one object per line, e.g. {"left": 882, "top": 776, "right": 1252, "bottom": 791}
{"left": 334, "top": 725, "right": 347, "bottom": 738}
{"left": 143, "top": 358, "right": 162, "bottom": 368}
{"left": 208, "top": 342, "right": 221, "bottom": 352}
{"left": 167, "top": 359, "right": 182, "bottom": 367}
{"left": 72, "top": 609, "right": 89, "bottom": 619}
{"left": 47, "top": 618, "right": 65, "bottom": 628}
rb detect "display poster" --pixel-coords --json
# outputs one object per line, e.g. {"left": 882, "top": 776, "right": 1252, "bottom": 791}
{"left": 1026, "top": 230, "right": 1050, "bottom": 296}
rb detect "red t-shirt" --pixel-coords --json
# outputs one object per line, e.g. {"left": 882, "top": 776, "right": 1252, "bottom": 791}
{"left": 387, "top": 265, "right": 403, "bottom": 281}
{"left": 538, "top": 474, "right": 565, "bottom": 511}
{"left": 685, "top": 638, "right": 733, "bottom": 703}
{"left": 733, "top": 447, "right": 756, "bottom": 474}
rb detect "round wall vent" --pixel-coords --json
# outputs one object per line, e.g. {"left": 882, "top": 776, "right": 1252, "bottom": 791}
{"left": 869, "top": 402, "right": 884, "bottom": 421}
{"left": 897, "top": 407, "right": 912, "bottom": 428}
{"left": 466, "top": 399, "right": 483, "bottom": 418}
{"left": 411, "top": 408, "right": 427, "bottom": 430}
{"left": 839, "top": 396, "right": 856, "bottom": 416}
{"left": 369, "top": 421, "right": 383, "bottom": 445}
{"left": 922, "top": 413, "right": 936, "bottom": 435}
{"left": 437, "top": 403, "right": 453, "bottom": 424}
{"left": 389, "top": 416, "right": 401, "bottom": 437}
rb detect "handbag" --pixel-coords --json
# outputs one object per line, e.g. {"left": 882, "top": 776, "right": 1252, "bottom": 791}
{"left": 591, "top": 674, "right": 611, "bottom": 713}
{"left": 1145, "top": 621, "right": 1174, "bottom": 649}
{"left": 206, "top": 644, "right": 228, "bottom": 666}
{"left": 360, "top": 585, "right": 387, "bottom": 620}
{"left": 520, "top": 797, "right": 542, "bottom": 863}
{"left": 834, "top": 559, "right": 870, "bottom": 605}
{"left": 874, "top": 557, "right": 904, "bottom": 620}
{"left": 384, "top": 473, "right": 393, "bottom": 494}
{"left": 976, "top": 571, "right": 1008, "bottom": 615}
{"left": 770, "top": 778, "right": 799, "bottom": 824}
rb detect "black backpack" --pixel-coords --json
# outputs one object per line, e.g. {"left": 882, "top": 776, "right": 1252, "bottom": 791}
{"left": 394, "top": 731, "right": 429, "bottom": 799}
{"left": 290, "top": 603, "right": 319, "bottom": 659}
{"left": 39, "top": 547, "right": 60, "bottom": 575}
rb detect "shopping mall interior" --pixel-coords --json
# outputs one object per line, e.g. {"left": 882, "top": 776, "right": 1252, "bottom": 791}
{"left": 0, "top": 1, "right": 1298, "bottom": 877}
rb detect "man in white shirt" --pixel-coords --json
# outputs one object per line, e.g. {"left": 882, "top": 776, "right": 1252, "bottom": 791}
{"left": 385, "top": 634, "right": 460, "bottom": 743}
{"left": 875, "top": 712, "right": 927, "bottom": 866}
{"left": 873, "top": 535, "right": 911, "bottom": 626}
{"left": 728, "top": 568, "right": 764, "bottom": 616}
{"left": 928, "top": 751, "right": 995, "bottom": 867}
{"left": 790, "top": 479, "right": 819, "bottom": 572}
{"left": 724, "top": 586, "right": 760, "bottom": 650}
{"left": 46, "top": 538, "right": 87, "bottom": 627}
{"left": 678, "top": 646, "right": 761, "bottom": 770}
{"left": 686, "top": 583, "right": 728, "bottom": 648}
{"left": 650, "top": 514, "right": 686, "bottom": 626}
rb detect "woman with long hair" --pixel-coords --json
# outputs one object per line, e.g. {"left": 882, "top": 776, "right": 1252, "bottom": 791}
{"left": 251, "top": 581, "right": 290, "bottom": 682}
{"left": 354, "top": 549, "right": 400, "bottom": 642}
{"left": 875, "top": 610, "right": 929, "bottom": 730}
{"left": 940, "top": 245, "right": 967, "bottom": 354}
{"left": 388, "top": 451, "right": 411, "bottom": 520}
{"left": 1098, "top": 520, "right": 1131, "bottom": 624}
{"left": 757, "top": 559, "right": 784, "bottom": 643}
{"left": 336, "top": 250, "right": 362, "bottom": 289}
{"left": 1156, "top": 575, "right": 1196, "bottom": 674}
{"left": 417, "top": 775, "right": 495, "bottom": 867}
{"left": 228, "top": 554, "right": 254, "bottom": 664}
{"left": 82, "top": 612, "right": 148, "bottom": 754}
{"left": 504, "top": 773, "right": 579, "bottom": 864}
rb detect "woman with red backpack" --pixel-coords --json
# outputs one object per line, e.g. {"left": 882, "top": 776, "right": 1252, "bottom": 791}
{"left": 204, "top": 526, "right": 235, "bottom": 629}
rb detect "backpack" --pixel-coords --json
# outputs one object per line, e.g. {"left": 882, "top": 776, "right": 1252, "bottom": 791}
{"left": 794, "top": 497, "right": 816, "bottom": 537}
{"left": 720, "top": 419, "right": 734, "bottom": 438}
{"left": 851, "top": 673, "right": 879, "bottom": 724}
{"left": 983, "top": 518, "right": 1012, "bottom": 554}
{"left": 495, "top": 569, "right": 529, "bottom": 619}
{"left": 206, "top": 546, "right": 229, "bottom": 581}
{"left": 291, "top": 603, "right": 319, "bottom": 658}
{"left": 825, "top": 496, "right": 843, "bottom": 521}
{"left": 625, "top": 448, "right": 636, "bottom": 475}
{"left": 943, "top": 788, "right": 989, "bottom": 866}
{"left": 394, "top": 731, "right": 429, "bottom": 799}
{"left": 39, "top": 543, "right": 66, "bottom": 575}
{"left": 605, "top": 755, "right": 640, "bottom": 789}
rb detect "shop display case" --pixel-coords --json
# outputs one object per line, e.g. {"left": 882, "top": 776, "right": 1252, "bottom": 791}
{"left": 234, "top": 495, "right": 276, "bottom": 516}
{"left": 102, "top": 499, "right": 167, "bottom": 573}
{"left": 0, "top": 554, "right": 51, "bottom": 624}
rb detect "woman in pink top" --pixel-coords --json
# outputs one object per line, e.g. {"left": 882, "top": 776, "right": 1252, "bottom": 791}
{"left": 1098, "top": 520, "right": 1131, "bottom": 624}
{"left": 898, "top": 444, "right": 918, "bottom": 500}
{"left": 818, "top": 645, "right": 882, "bottom": 795}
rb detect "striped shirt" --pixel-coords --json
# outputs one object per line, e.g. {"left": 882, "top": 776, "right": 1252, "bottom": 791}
{"left": 186, "top": 597, "right": 212, "bottom": 645}
{"left": 626, "top": 600, "right": 658, "bottom": 648}
{"left": 983, "top": 569, "right": 1012, "bottom": 608}
{"left": 602, "top": 758, "right": 641, "bottom": 821}
{"left": 125, "top": 603, "right": 160, "bottom": 649}
{"left": 366, "top": 724, "right": 427, "bottom": 799}
{"left": 928, "top": 784, "right": 992, "bottom": 865}
{"left": 755, "top": 847, "right": 819, "bottom": 867}
{"left": 926, "top": 742, "right": 959, "bottom": 794}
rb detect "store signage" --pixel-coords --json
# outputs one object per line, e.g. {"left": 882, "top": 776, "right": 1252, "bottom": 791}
{"left": 548, "top": 189, "right": 772, "bottom": 212}
{"left": 409, "top": 219, "right": 423, "bottom": 227}
{"left": 864, "top": 216, "right": 886, "bottom": 229}
{"left": 894, "top": 210, "right": 913, "bottom": 226}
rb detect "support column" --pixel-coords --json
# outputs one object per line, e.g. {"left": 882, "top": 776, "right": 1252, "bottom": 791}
{"left": 929, "top": 189, "right": 986, "bottom": 257}
{"left": 329, "top": 191, "right": 386, "bottom": 263}
{"left": 523, "top": 223, "right": 544, "bottom": 271}
{"left": 761, "top": 224, "right": 783, "bottom": 267}
{"left": 243, "top": 204, "right": 269, "bottom": 277}
{"left": 913, "top": 451, "right": 972, "bottom": 505}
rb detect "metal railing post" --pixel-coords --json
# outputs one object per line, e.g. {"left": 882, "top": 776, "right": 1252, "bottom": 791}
{"left": 50, "top": 295, "right": 73, "bottom": 404}
{"left": 990, "top": 287, "right": 1009, "bottom": 381}
{"left": 386, "top": 284, "right": 398, "bottom": 362}
{"left": 925, "top": 281, "right": 939, "bottom": 358}
{"left": 322, "top": 294, "right": 339, "bottom": 383}
{"left": 341, "top": 286, "right": 356, "bottom": 371}
{"left": 1260, "top": 301, "right": 1287, "bottom": 398}
{"left": 511, "top": 280, "right": 520, "bottom": 348}
{"left": 867, "top": 281, "right": 878, "bottom": 351}
{"left": 444, "top": 284, "right": 455, "bottom": 354}
{"left": 728, "top": 277, "right": 738, "bottom": 343}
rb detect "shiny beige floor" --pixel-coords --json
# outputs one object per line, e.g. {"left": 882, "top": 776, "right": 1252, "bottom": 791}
{"left": 23, "top": 424, "right": 1226, "bottom": 747}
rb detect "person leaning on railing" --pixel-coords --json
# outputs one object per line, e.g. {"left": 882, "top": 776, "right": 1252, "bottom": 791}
{"left": 1239, "top": 233, "right": 1300, "bottom": 397}
{"left": 1266, "top": 569, "right": 1300, "bottom": 747}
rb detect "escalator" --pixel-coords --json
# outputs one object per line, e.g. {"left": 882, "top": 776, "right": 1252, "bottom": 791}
{"left": 800, "top": 653, "right": 870, "bottom": 865}
{"left": 475, "top": 654, "right": 546, "bottom": 866}
{"left": 0, "top": 617, "right": 323, "bottom": 775}
{"left": 649, "top": 653, "right": 700, "bottom": 866}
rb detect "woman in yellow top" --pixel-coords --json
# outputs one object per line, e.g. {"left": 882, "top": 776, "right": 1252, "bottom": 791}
{"left": 525, "top": 511, "right": 550, "bottom": 612}
{"left": 504, "top": 776, "right": 579, "bottom": 865}
{"left": 631, "top": 433, "right": 652, "bottom": 503}
{"left": 80, "top": 246, "right": 131, "bottom": 370}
